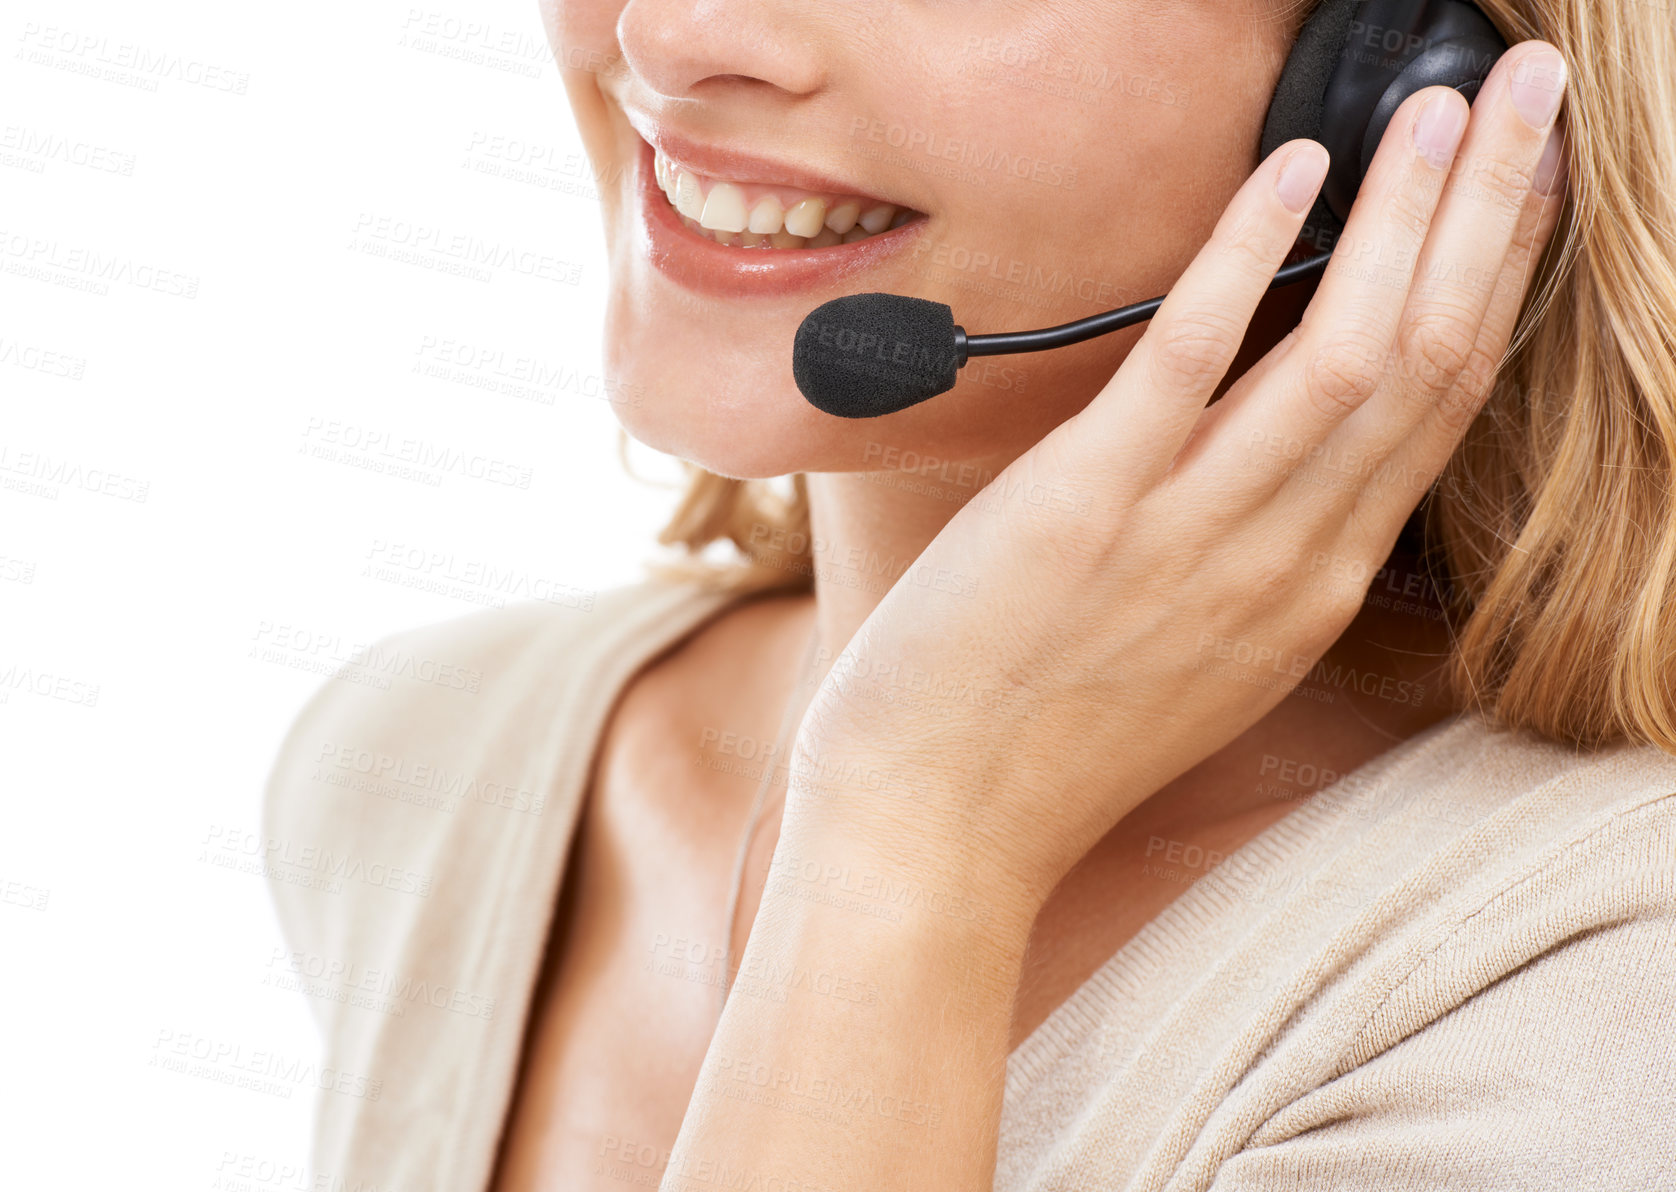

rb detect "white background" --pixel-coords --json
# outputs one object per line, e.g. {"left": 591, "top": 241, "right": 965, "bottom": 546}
{"left": 1, "top": 0, "right": 690, "bottom": 1184}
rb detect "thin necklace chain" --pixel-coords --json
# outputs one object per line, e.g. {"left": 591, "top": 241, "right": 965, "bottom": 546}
{"left": 716, "top": 618, "right": 823, "bottom": 1024}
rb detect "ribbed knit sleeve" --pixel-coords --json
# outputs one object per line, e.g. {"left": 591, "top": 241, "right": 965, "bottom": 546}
{"left": 1207, "top": 792, "right": 1676, "bottom": 1191}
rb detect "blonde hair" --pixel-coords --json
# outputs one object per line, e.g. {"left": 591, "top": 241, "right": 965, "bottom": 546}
{"left": 636, "top": 0, "right": 1676, "bottom": 753}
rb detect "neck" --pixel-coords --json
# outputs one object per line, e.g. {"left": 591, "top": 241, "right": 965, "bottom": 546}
{"left": 802, "top": 463, "right": 1006, "bottom": 662}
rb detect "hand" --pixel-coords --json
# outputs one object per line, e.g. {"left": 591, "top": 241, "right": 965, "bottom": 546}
{"left": 787, "top": 41, "right": 1571, "bottom": 908}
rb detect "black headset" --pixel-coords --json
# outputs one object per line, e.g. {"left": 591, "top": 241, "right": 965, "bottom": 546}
{"left": 1262, "top": 0, "right": 1507, "bottom": 254}
{"left": 792, "top": 0, "right": 1512, "bottom": 417}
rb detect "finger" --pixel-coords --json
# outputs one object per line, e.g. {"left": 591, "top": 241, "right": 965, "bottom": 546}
{"left": 1192, "top": 83, "right": 1469, "bottom": 501}
{"left": 1080, "top": 138, "right": 1328, "bottom": 500}
{"left": 1354, "top": 119, "right": 1569, "bottom": 540}
{"left": 1342, "top": 42, "right": 1568, "bottom": 462}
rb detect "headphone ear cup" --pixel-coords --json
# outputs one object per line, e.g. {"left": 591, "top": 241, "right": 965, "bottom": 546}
{"left": 1352, "top": 33, "right": 1504, "bottom": 187}
{"left": 1260, "top": 0, "right": 1365, "bottom": 253}
{"left": 1260, "top": 0, "right": 1508, "bottom": 254}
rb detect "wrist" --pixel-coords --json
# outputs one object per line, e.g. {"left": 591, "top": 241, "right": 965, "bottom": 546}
{"left": 771, "top": 798, "right": 1044, "bottom": 964}
{"left": 783, "top": 725, "right": 1077, "bottom": 913}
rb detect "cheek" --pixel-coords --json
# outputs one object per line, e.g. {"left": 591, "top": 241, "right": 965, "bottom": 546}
{"left": 544, "top": 0, "right": 621, "bottom": 55}
{"left": 883, "top": 6, "right": 1262, "bottom": 327}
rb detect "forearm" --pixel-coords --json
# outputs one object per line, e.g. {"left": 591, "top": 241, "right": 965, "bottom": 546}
{"left": 662, "top": 811, "right": 1039, "bottom": 1192}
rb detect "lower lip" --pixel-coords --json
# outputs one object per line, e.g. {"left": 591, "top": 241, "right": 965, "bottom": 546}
{"left": 634, "top": 138, "right": 927, "bottom": 299}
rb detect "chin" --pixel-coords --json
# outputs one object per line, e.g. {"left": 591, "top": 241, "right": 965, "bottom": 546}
{"left": 612, "top": 394, "right": 829, "bottom": 482}
{"left": 603, "top": 308, "right": 830, "bottom": 479}
{"left": 603, "top": 302, "right": 1082, "bottom": 481}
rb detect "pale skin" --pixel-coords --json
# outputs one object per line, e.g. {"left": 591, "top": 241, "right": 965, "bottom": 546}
{"left": 491, "top": 2, "right": 1570, "bottom": 1189}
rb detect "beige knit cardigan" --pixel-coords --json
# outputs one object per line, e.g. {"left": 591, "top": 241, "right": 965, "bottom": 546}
{"left": 262, "top": 574, "right": 1676, "bottom": 1191}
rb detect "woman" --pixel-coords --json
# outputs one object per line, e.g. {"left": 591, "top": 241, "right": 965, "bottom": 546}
{"left": 263, "top": 0, "right": 1676, "bottom": 1188}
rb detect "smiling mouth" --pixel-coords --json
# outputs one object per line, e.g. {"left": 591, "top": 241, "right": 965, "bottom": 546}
{"left": 649, "top": 142, "right": 927, "bottom": 250}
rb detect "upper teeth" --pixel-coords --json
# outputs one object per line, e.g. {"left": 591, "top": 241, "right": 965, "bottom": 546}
{"left": 652, "top": 146, "right": 915, "bottom": 249}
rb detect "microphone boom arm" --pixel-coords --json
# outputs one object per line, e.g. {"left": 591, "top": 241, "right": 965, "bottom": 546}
{"left": 955, "top": 250, "right": 1333, "bottom": 362}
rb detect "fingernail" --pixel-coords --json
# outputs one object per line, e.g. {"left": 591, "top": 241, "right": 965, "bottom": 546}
{"left": 1277, "top": 143, "right": 1329, "bottom": 213}
{"left": 1413, "top": 90, "right": 1466, "bottom": 169}
{"left": 1509, "top": 47, "right": 1566, "bottom": 129}
{"left": 1533, "top": 124, "right": 1567, "bottom": 195}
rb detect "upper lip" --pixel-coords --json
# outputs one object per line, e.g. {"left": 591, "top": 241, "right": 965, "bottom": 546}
{"left": 624, "top": 110, "right": 922, "bottom": 211}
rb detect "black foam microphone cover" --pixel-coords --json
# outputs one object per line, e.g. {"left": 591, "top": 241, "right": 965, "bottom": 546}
{"left": 793, "top": 292, "right": 963, "bottom": 418}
